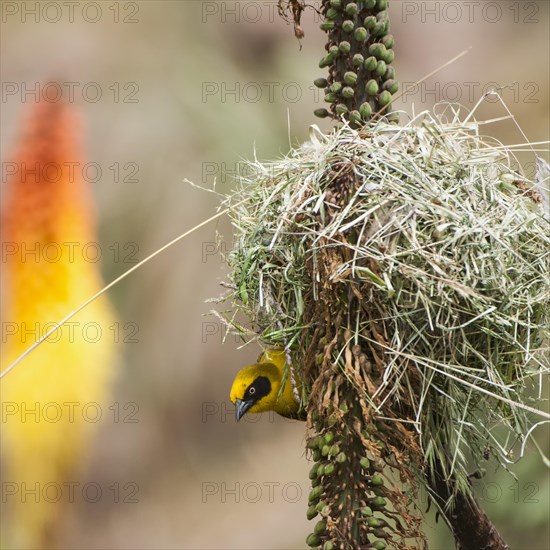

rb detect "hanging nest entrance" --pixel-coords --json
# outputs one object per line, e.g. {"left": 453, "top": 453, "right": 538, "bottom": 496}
{"left": 221, "top": 106, "right": 549, "bottom": 549}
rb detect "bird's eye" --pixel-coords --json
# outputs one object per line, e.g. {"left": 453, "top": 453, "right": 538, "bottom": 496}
{"left": 248, "top": 386, "right": 256, "bottom": 395}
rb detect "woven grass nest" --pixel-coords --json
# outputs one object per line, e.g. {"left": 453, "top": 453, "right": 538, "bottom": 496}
{"left": 220, "top": 105, "right": 549, "bottom": 548}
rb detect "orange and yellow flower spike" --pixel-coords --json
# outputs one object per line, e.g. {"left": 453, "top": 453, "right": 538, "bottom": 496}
{"left": 1, "top": 100, "right": 117, "bottom": 547}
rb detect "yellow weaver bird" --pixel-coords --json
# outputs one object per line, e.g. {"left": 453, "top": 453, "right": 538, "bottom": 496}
{"left": 229, "top": 348, "right": 304, "bottom": 421}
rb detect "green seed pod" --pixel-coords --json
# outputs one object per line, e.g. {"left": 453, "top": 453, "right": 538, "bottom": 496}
{"left": 314, "top": 77, "right": 328, "bottom": 89}
{"left": 372, "top": 542, "right": 387, "bottom": 550}
{"left": 306, "top": 533, "right": 321, "bottom": 548}
{"left": 378, "top": 90, "right": 392, "bottom": 106}
{"left": 311, "top": 476, "right": 321, "bottom": 488}
{"left": 384, "top": 80, "right": 399, "bottom": 94}
{"left": 315, "top": 353, "right": 324, "bottom": 365}
{"left": 354, "top": 27, "right": 368, "bottom": 42}
{"left": 372, "top": 496, "right": 387, "bottom": 508}
{"left": 329, "top": 45, "right": 340, "bottom": 56}
{"left": 349, "top": 110, "right": 362, "bottom": 125}
{"left": 342, "top": 87, "right": 355, "bottom": 99}
{"left": 324, "top": 93, "right": 337, "bottom": 103}
{"left": 344, "top": 71, "right": 358, "bottom": 85}
{"left": 369, "top": 43, "right": 387, "bottom": 60}
{"left": 384, "top": 49, "right": 395, "bottom": 64}
{"left": 315, "top": 500, "right": 327, "bottom": 513}
{"left": 324, "top": 431, "right": 334, "bottom": 445}
{"left": 375, "top": 60, "right": 387, "bottom": 76}
{"left": 342, "top": 19, "right": 355, "bottom": 33}
{"left": 330, "top": 81, "right": 343, "bottom": 93}
{"left": 359, "top": 102, "right": 372, "bottom": 119}
{"left": 365, "top": 0, "right": 376, "bottom": 7}
{"left": 366, "top": 79, "right": 379, "bottom": 96}
{"left": 309, "top": 463, "right": 319, "bottom": 479}
{"left": 314, "top": 521, "right": 326, "bottom": 535}
{"left": 308, "top": 486, "right": 322, "bottom": 503}
{"left": 364, "top": 56, "right": 377, "bottom": 71}
{"left": 321, "top": 444, "right": 330, "bottom": 456}
{"left": 364, "top": 15, "right": 376, "bottom": 29}
{"left": 360, "top": 457, "right": 371, "bottom": 470}
{"left": 372, "top": 21, "right": 386, "bottom": 36}
{"left": 376, "top": 10, "right": 388, "bottom": 21}
{"left": 330, "top": 0, "right": 341, "bottom": 7}
{"left": 335, "top": 103, "right": 349, "bottom": 115}
{"left": 339, "top": 41, "right": 351, "bottom": 54}
{"left": 340, "top": 403, "right": 349, "bottom": 413}
{"left": 384, "top": 67, "right": 395, "bottom": 80}
{"left": 312, "top": 449, "right": 321, "bottom": 461}
{"left": 326, "top": 7, "right": 338, "bottom": 19}
{"left": 371, "top": 474, "right": 384, "bottom": 486}
{"left": 307, "top": 505, "right": 318, "bottom": 520}
{"left": 376, "top": 0, "right": 388, "bottom": 9}
{"left": 381, "top": 34, "right": 394, "bottom": 49}
{"left": 319, "top": 56, "right": 331, "bottom": 69}
{"left": 317, "top": 464, "right": 325, "bottom": 476}
{"left": 320, "top": 20, "right": 335, "bottom": 31}
{"left": 329, "top": 443, "right": 340, "bottom": 455}
{"left": 307, "top": 436, "right": 320, "bottom": 450}
{"left": 323, "top": 542, "right": 335, "bottom": 550}
{"left": 336, "top": 451, "right": 347, "bottom": 463}
{"left": 345, "top": 2, "right": 358, "bottom": 15}
{"left": 361, "top": 506, "right": 373, "bottom": 516}
{"left": 324, "top": 463, "right": 335, "bottom": 476}
{"left": 367, "top": 517, "right": 382, "bottom": 528}
{"left": 352, "top": 53, "right": 364, "bottom": 66}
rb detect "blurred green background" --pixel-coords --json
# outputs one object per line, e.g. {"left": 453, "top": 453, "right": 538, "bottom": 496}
{"left": 1, "top": 1, "right": 548, "bottom": 548}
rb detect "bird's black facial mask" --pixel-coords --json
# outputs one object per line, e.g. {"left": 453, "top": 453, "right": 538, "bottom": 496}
{"left": 235, "top": 375, "right": 271, "bottom": 421}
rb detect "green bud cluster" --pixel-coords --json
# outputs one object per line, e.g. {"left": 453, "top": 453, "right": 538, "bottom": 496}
{"left": 306, "top": 427, "right": 346, "bottom": 547}
{"left": 305, "top": 398, "right": 401, "bottom": 549}
{"left": 314, "top": 0, "right": 399, "bottom": 126}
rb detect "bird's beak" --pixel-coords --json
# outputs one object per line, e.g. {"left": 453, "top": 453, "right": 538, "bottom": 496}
{"left": 235, "top": 398, "right": 253, "bottom": 421}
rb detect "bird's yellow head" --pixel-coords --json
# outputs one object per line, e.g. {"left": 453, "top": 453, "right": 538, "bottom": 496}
{"left": 230, "top": 349, "right": 301, "bottom": 421}
{"left": 230, "top": 362, "right": 282, "bottom": 421}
